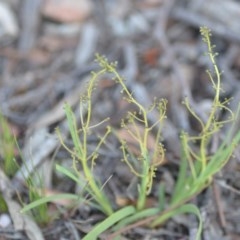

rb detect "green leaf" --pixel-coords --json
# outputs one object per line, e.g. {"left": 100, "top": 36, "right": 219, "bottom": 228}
{"left": 56, "top": 164, "right": 82, "bottom": 185}
{"left": 64, "top": 103, "right": 83, "bottom": 157}
{"left": 158, "top": 183, "right": 166, "bottom": 211}
{"left": 171, "top": 136, "right": 188, "bottom": 204}
{"left": 83, "top": 206, "right": 136, "bottom": 240}
{"left": 113, "top": 207, "right": 159, "bottom": 232}
{"left": 151, "top": 204, "right": 202, "bottom": 240}
{"left": 21, "top": 194, "right": 81, "bottom": 213}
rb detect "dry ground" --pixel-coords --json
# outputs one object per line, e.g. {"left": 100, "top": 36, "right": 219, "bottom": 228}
{"left": 1, "top": 0, "right": 240, "bottom": 239}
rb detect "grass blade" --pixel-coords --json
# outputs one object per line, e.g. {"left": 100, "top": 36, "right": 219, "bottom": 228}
{"left": 21, "top": 194, "right": 81, "bottom": 213}
{"left": 151, "top": 204, "right": 202, "bottom": 240}
{"left": 56, "top": 164, "right": 82, "bottom": 185}
{"left": 83, "top": 206, "right": 135, "bottom": 240}
{"left": 113, "top": 207, "right": 159, "bottom": 231}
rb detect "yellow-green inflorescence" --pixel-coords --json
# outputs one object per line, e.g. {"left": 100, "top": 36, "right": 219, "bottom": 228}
{"left": 180, "top": 29, "right": 231, "bottom": 173}
{"left": 96, "top": 54, "right": 167, "bottom": 210}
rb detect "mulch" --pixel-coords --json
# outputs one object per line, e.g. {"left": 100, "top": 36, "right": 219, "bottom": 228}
{"left": 1, "top": 0, "right": 240, "bottom": 239}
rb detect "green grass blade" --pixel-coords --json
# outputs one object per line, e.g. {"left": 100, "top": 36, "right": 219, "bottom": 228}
{"left": 56, "top": 165, "right": 103, "bottom": 209}
{"left": 21, "top": 194, "right": 81, "bottom": 213}
{"left": 0, "top": 193, "right": 8, "bottom": 212}
{"left": 158, "top": 183, "right": 165, "bottom": 211}
{"left": 200, "top": 130, "right": 240, "bottom": 180}
{"left": 64, "top": 103, "right": 83, "bottom": 157}
{"left": 151, "top": 204, "right": 202, "bottom": 240}
{"left": 113, "top": 207, "right": 159, "bottom": 232}
{"left": 83, "top": 206, "right": 135, "bottom": 240}
{"left": 171, "top": 137, "right": 188, "bottom": 204}
{"left": 56, "top": 164, "right": 82, "bottom": 185}
{"left": 0, "top": 111, "right": 17, "bottom": 176}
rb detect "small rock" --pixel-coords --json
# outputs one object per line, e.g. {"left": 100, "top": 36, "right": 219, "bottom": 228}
{"left": 42, "top": 0, "right": 92, "bottom": 23}
{"left": 0, "top": 214, "right": 11, "bottom": 228}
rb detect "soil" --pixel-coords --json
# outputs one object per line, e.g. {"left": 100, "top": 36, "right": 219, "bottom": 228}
{"left": 1, "top": 0, "right": 240, "bottom": 240}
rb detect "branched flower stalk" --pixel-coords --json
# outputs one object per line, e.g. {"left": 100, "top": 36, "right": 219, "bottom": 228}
{"left": 171, "top": 27, "right": 236, "bottom": 206}
{"left": 57, "top": 69, "right": 113, "bottom": 216}
{"left": 96, "top": 54, "right": 167, "bottom": 210}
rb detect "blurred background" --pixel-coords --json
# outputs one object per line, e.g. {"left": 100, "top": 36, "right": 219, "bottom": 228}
{"left": 1, "top": 0, "right": 240, "bottom": 239}
{"left": 1, "top": 0, "right": 240, "bottom": 136}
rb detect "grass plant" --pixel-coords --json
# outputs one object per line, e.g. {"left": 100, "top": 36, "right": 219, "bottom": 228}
{"left": 0, "top": 111, "right": 17, "bottom": 176}
{"left": 25, "top": 176, "right": 50, "bottom": 225}
{"left": 18, "top": 155, "right": 51, "bottom": 225}
{"left": 0, "top": 112, "right": 15, "bottom": 213}
{"left": 21, "top": 27, "right": 240, "bottom": 239}
{"left": 0, "top": 112, "right": 50, "bottom": 225}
